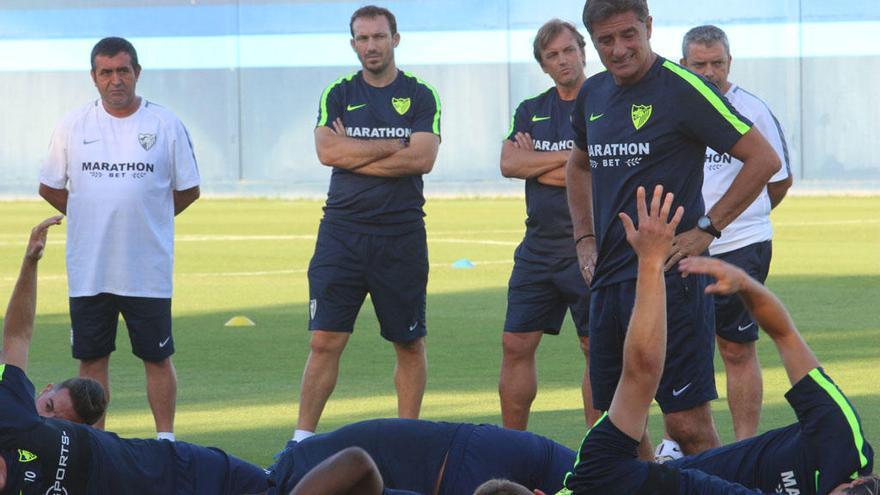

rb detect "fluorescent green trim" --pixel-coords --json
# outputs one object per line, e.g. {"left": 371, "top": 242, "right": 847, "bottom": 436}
{"left": 808, "top": 368, "right": 868, "bottom": 469}
{"left": 0, "top": 363, "right": 5, "bottom": 381}
{"left": 506, "top": 88, "right": 552, "bottom": 139}
{"left": 404, "top": 71, "right": 442, "bottom": 135}
{"left": 561, "top": 411, "right": 609, "bottom": 489}
{"left": 506, "top": 114, "right": 516, "bottom": 140}
{"left": 815, "top": 471, "right": 819, "bottom": 491}
{"left": 317, "top": 73, "right": 356, "bottom": 127}
{"left": 661, "top": 60, "right": 751, "bottom": 135}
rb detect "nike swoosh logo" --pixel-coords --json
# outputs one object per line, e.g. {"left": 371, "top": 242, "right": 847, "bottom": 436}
{"left": 589, "top": 113, "right": 604, "bottom": 122}
{"left": 158, "top": 337, "right": 171, "bottom": 348}
{"left": 408, "top": 321, "right": 418, "bottom": 332}
{"left": 347, "top": 103, "right": 367, "bottom": 111}
{"left": 531, "top": 115, "right": 551, "bottom": 122}
{"left": 738, "top": 322, "right": 755, "bottom": 331}
{"left": 83, "top": 139, "right": 101, "bottom": 145}
{"left": 672, "top": 383, "right": 692, "bottom": 397}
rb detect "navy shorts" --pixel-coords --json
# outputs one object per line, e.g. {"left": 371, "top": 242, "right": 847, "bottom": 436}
{"left": 504, "top": 244, "right": 590, "bottom": 336}
{"left": 70, "top": 293, "right": 173, "bottom": 362}
{"left": 308, "top": 222, "right": 428, "bottom": 343}
{"left": 173, "top": 442, "right": 269, "bottom": 495}
{"left": 713, "top": 241, "right": 772, "bottom": 343}
{"left": 589, "top": 273, "right": 717, "bottom": 413}
{"left": 439, "top": 423, "right": 576, "bottom": 495}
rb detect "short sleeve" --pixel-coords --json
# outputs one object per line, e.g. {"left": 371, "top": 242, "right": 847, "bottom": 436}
{"left": 170, "top": 119, "right": 200, "bottom": 191}
{"left": 316, "top": 79, "right": 345, "bottom": 129}
{"left": 571, "top": 84, "right": 588, "bottom": 151}
{"left": 39, "top": 121, "right": 70, "bottom": 189}
{"left": 506, "top": 101, "right": 529, "bottom": 141}
{"left": 411, "top": 81, "right": 441, "bottom": 137}
{"left": 752, "top": 109, "right": 791, "bottom": 183}
{"left": 664, "top": 62, "right": 753, "bottom": 154}
{"left": 0, "top": 364, "right": 40, "bottom": 432}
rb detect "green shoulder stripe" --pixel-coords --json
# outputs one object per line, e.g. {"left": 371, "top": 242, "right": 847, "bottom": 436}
{"left": 661, "top": 60, "right": 751, "bottom": 135}
{"left": 808, "top": 368, "right": 869, "bottom": 469}
{"left": 561, "top": 411, "right": 609, "bottom": 490}
{"left": 0, "top": 363, "right": 5, "bottom": 381}
{"left": 404, "top": 71, "right": 442, "bottom": 135}
{"left": 317, "top": 73, "right": 357, "bottom": 127}
{"left": 506, "top": 88, "right": 552, "bottom": 139}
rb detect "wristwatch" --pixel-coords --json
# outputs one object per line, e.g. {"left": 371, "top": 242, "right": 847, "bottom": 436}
{"left": 697, "top": 215, "right": 721, "bottom": 239}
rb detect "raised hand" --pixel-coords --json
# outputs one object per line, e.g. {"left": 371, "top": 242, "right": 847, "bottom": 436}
{"left": 678, "top": 256, "right": 749, "bottom": 295}
{"left": 25, "top": 216, "right": 63, "bottom": 262}
{"left": 618, "top": 185, "right": 683, "bottom": 267}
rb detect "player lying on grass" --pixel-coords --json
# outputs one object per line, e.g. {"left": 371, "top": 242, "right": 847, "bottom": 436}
{"left": 553, "top": 185, "right": 875, "bottom": 494}
{"left": 1, "top": 216, "right": 106, "bottom": 427}
{"left": 267, "top": 417, "right": 575, "bottom": 494}
{"left": 0, "top": 216, "right": 271, "bottom": 495}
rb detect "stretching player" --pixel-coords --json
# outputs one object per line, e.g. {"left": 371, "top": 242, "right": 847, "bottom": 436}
{"left": 0, "top": 217, "right": 268, "bottom": 494}
{"left": 554, "top": 185, "right": 876, "bottom": 494}
{"left": 268, "top": 417, "right": 575, "bottom": 495}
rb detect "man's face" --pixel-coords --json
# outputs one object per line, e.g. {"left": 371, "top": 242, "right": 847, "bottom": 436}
{"left": 681, "top": 42, "right": 731, "bottom": 92}
{"left": 350, "top": 15, "right": 399, "bottom": 75}
{"left": 540, "top": 29, "right": 586, "bottom": 88}
{"left": 590, "top": 10, "right": 653, "bottom": 85}
{"left": 35, "top": 384, "right": 81, "bottom": 423}
{"left": 91, "top": 51, "right": 140, "bottom": 113}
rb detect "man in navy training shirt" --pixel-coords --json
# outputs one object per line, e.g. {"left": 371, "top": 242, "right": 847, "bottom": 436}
{"left": 556, "top": 185, "right": 876, "bottom": 495}
{"left": 0, "top": 217, "right": 268, "bottom": 495}
{"left": 499, "top": 18, "right": 600, "bottom": 431}
{"left": 296, "top": 4, "right": 442, "bottom": 443}
{"left": 566, "top": 0, "right": 782, "bottom": 458}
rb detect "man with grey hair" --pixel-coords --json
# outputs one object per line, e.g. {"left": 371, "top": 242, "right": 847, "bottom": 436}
{"left": 566, "top": 0, "right": 782, "bottom": 458}
{"left": 498, "top": 18, "right": 600, "bottom": 431}
{"left": 674, "top": 23, "right": 792, "bottom": 446}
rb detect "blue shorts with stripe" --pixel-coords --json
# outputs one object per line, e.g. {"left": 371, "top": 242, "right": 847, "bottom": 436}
{"left": 713, "top": 241, "right": 772, "bottom": 343}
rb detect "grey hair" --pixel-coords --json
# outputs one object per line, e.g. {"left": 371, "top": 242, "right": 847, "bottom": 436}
{"left": 682, "top": 25, "right": 730, "bottom": 59}
{"left": 582, "top": 0, "right": 649, "bottom": 35}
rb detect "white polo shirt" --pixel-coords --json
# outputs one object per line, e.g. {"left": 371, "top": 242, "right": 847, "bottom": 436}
{"left": 702, "top": 84, "right": 791, "bottom": 255}
{"left": 39, "top": 98, "right": 200, "bottom": 298}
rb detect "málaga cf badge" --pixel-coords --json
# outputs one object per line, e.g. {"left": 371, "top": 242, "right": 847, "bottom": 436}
{"left": 631, "top": 104, "right": 652, "bottom": 130}
{"left": 392, "top": 97, "right": 411, "bottom": 115}
{"left": 138, "top": 133, "right": 156, "bottom": 151}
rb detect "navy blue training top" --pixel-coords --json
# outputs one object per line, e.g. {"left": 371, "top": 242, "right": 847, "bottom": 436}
{"left": 571, "top": 55, "right": 752, "bottom": 288}
{"left": 507, "top": 87, "right": 577, "bottom": 259}
{"left": 316, "top": 70, "right": 441, "bottom": 235}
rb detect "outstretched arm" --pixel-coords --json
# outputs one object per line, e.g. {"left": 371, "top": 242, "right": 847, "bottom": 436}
{"left": 678, "top": 257, "right": 819, "bottom": 386}
{"left": 289, "top": 447, "right": 383, "bottom": 495}
{"left": 2, "top": 216, "right": 63, "bottom": 372}
{"left": 608, "top": 186, "right": 683, "bottom": 441}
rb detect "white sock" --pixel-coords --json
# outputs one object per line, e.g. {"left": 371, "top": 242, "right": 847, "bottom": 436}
{"left": 292, "top": 429, "right": 314, "bottom": 442}
{"left": 654, "top": 438, "right": 683, "bottom": 463}
{"left": 157, "top": 432, "right": 176, "bottom": 442}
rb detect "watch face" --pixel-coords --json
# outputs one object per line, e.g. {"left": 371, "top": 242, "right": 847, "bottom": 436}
{"left": 698, "top": 216, "right": 711, "bottom": 230}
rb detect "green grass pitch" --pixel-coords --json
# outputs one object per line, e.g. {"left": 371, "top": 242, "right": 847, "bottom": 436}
{"left": 0, "top": 196, "right": 877, "bottom": 466}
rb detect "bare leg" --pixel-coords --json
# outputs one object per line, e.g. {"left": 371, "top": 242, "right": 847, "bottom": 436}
{"left": 499, "top": 331, "right": 542, "bottom": 430}
{"left": 664, "top": 402, "right": 721, "bottom": 455}
{"left": 297, "top": 331, "right": 350, "bottom": 432}
{"left": 578, "top": 335, "right": 603, "bottom": 426}
{"left": 717, "top": 337, "right": 762, "bottom": 440}
{"left": 144, "top": 357, "right": 177, "bottom": 434}
{"left": 393, "top": 337, "right": 427, "bottom": 419}
{"left": 638, "top": 426, "right": 654, "bottom": 461}
{"left": 80, "top": 356, "right": 111, "bottom": 430}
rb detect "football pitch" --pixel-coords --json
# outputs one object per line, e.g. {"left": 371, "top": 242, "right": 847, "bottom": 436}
{"left": 0, "top": 196, "right": 878, "bottom": 466}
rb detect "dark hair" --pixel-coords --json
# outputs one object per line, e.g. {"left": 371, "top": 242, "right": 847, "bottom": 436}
{"left": 582, "top": 0, "right": 650, "bottom": 35}
{"left": 57, "top": 377, "right": 107, "bottom": 425}
{"left": 473, "top": 479, "right": 533, "bottom": 495}
{"left": 349, "top": 5, "right": 397, "bottom": 37}
{"left": 682, "top": 25, "right": 730, "bottom": 59}
{"left": 90, "top": 36, "right": 140, "bottom": 71}
{"left": 844, "top": 475, "right": 880, "bottom": 495}
{"left": 533, "top": 19, "right": 586, "bottom": 64}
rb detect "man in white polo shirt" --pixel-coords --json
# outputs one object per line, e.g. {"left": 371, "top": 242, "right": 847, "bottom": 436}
{"left": 680, "top": 25, "right": 792, "bottom": 443}
{"left": 38, "top": 37, "right": 200, "bottom": 440}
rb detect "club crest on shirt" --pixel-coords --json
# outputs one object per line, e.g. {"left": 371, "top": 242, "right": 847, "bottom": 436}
{"left": 392, "top": 97, "right": 411, "bottom": 115}
{"left": 138, "top": 133, "right": 157, "bottom": 151}
{"left": 18, "top": 449, "right": 37, "bottom": 463}
{"left": 631, "top": 104, "right": 653, "bottom": 130}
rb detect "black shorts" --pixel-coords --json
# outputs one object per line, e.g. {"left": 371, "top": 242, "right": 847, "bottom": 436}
{"left": 589, "top": 273, "right": 717, "bottom": 413}
{"left": 713, "top": 241, "right": 772, "bottom": 343}
{"left": 70, "top": 293, "right": 173, "bottom": 362}
{"left": 504, "top": 245, "right": 590, "bottom": 336}
{"left": 307, "top": 222, "right": 428, "bottom": 343}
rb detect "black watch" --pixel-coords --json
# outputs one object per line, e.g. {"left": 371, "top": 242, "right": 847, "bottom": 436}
{"left": 697, "top": 215, "right": 721, "bottom": 239}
